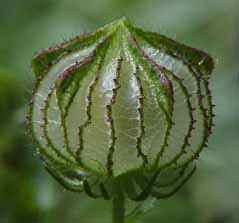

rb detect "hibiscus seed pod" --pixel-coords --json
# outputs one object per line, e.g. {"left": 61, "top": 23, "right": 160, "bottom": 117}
{"left": 27, "top": 17, "right": 215, "bottom": 223}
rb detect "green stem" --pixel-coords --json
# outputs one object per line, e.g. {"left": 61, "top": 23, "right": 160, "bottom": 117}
{"left": 112, "top": 180, "right": 125, "bottom": 223}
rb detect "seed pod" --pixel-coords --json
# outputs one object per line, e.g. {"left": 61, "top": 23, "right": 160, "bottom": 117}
{"left": 28, "top": 17, "right": 215, "bottom": 222}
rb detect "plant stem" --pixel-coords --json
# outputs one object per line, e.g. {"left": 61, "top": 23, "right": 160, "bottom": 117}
{"left": 112, "top": 179, "right": 125, "bottom": 223}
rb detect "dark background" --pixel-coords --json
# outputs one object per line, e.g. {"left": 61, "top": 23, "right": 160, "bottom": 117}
{"left": 0, "top": 0, "right": 238, "bottom": 222}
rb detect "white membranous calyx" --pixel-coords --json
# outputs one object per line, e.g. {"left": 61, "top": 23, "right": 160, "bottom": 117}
{"left": 27, "top": 18, "right": 215, "bottom": 222}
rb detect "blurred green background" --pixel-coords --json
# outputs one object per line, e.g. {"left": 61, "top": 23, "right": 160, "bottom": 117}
{"left": 0, "top": 0, "right": 238, "bottom": 222}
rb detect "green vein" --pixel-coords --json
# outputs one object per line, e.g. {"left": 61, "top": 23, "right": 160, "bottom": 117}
{"left": 134, "top": 65, "right": 148, "bottom": 167}
{"left": 106, "top": 57, "right": 123, "bottom": 176}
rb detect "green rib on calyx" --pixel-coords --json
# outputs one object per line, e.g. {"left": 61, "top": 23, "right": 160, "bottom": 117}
{"left": 28, "top": 17, "right": 215, "bottom": 223}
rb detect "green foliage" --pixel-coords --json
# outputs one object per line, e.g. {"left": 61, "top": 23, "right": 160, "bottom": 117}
{"left": 0, "top": 69, "right": 23, "bottom": 124}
